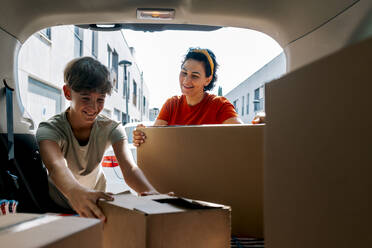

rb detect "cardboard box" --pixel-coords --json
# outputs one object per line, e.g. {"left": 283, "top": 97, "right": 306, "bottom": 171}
{"left": 99, "top": 192, "right": 231, "bottom": 248}
{"left": 0, "top": 213, "right": 103, "bottom": 248}
{"left": 137, "top": 124, "right": 264, "bottom": 237}
{"left": 264, "top": 37, "right": 372, "bottom": 248}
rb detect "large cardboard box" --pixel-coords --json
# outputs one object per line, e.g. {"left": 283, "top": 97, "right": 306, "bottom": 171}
{"left": 264, "top": 37, "right": 372, "bottom": 248}
{"left": 0, "top": 213, "right": 102, "bottom": 247}
{"left": 99, "top": 192, "right": 231, "bottom": 248}
{"left": 137, "top": 124, "right": 264, "bottom": 237}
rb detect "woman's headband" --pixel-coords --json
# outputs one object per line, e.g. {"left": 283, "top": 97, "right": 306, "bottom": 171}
{"left": 191, "top": 49, "right": 214, "bottom": 77}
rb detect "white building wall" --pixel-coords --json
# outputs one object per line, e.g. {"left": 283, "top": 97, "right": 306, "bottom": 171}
{"left": 141, "top": 76, "right": 150, "bottom": 121}
{"left": 18, "top": 26, "right": 150, "bottom": 129}
{"left": 225, "top": 53, "right": 286, "bottom": 123}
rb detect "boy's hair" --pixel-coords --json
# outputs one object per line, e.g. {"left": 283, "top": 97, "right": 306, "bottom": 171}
{"left": 64, "top": 57, "right": 113, "bottom": 95}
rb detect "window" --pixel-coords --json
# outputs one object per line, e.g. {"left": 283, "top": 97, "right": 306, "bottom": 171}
{"left": 233, "top": 99, "right": 238, "bottom": 110}
{"left": 107, "top": 45, "right": 112, "bottom": 68}
{"left": 254, "top": 88, "right": 259, "bottom": 99}
{"left": 122, "top": 113, "right": 127, "bottom": 125}
{"left": 254, "top": 88, "right": 260, "bottom": 111}
{"left": 114, "top": 108, "right": 121, "bottom": 122}
{"left": 111, "top": 50, "right": 119, "bottom": 90}
{"left": 92, "top": 31, "right": 98, "bottom": 58}
{"left": 254, "top": 87, "right": 264, "bottom": 112}
{"left": 246, "top": 93, "right": 250, "bottom": 115}
{"left": 241, "top": 95, "right": 245, "bottom": 116}
{"left": 40, "top": 28, "right": 51, "bottom": 40}
{"left": 74, "top": 26, "right": 83, "bottom": 57}
{"left": 143, "top": 96, "right": 146, "bottom": 114}
{"left": 138, "top": 92, "right": 141, "bottom": 110}
{"left": 133, "top": 80, "right": 137, "bottom": 106}
{"left": 107, "top": 46, "right": 118, "bottom": 91}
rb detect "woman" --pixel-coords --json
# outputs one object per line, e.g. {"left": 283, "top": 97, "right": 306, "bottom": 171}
{"left": 134, "top": 47, "right": 243, "bottom": 146}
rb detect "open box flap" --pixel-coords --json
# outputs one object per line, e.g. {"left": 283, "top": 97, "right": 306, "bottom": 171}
{"left": 104, "top": 193, "right": 229, "bottom": 215}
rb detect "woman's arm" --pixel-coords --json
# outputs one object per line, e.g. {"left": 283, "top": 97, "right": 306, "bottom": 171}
{"left": 154, "top": 119, "right": 168, "bottom": 126}
{"left": 223, "top": 117, "right": 244, "bottom": 124}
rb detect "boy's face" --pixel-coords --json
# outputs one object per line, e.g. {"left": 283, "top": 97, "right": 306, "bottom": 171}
{"left": 63, "top": 85, "right": 106, "bottom": 124}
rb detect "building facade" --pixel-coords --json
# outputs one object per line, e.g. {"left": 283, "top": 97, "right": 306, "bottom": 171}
{"left": 225, "top": 53, "right": 286, "bottom": 123}
{"left": 17, "top": 25, "right": 150, "bottom": 130}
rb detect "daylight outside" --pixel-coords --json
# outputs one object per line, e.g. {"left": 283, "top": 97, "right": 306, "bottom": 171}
{"left": 17, "top": 25, "right": 285, "bottom": 130}
{"left": 16, "top": 25, "right": 285, "bottom": 193}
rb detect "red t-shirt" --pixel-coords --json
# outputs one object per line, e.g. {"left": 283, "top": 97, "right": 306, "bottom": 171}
{"left": 157, "top": 93, "right": 238, "bottom": 125}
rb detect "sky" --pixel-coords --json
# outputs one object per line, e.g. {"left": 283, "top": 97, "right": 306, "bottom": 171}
{"left": 123, "top": 27, "right": 283, "bottom": 109}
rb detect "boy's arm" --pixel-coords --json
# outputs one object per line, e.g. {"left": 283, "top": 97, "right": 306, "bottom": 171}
{"left": 112, "top": 139, "right": 158, "bottom": 195}
{"left": 39, "top": 140, "right": 113, "bottom": 220}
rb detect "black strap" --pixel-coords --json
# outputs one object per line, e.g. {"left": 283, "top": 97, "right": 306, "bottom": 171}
{"left": 5, "top": 81, "right": 14, "bottom": 160}
{"left": 3, "top": 80, "right": 41, "bottom": 210}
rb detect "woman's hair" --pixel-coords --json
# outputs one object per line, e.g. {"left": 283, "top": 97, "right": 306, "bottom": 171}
{"left": 182, "top": 48, "right": 219, "bottom": 91}
{"left": 64, "top": 56, "right": 113, "bottom": 95}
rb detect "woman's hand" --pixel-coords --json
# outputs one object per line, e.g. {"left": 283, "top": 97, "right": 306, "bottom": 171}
{"left": 252, "top": 112, "right": 266, "bottom": 124}
{"left": 139, "top": 191, "right": 175, "bottom": 196}
{"left": 139, "top": 190, "right": 160, "bottom": 196}
{"left": 133, "top": 124, "right": 146, "bottom": 147}
{"left": 66, "top": 187, "right": 114, "bottom": 221}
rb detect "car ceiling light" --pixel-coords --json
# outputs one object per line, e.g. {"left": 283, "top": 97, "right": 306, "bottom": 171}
{"left": 137, "top": 8, "right": 175, "bottom": 20}
{"left": 96, "top": 24, "right": 116, "bottom": 28}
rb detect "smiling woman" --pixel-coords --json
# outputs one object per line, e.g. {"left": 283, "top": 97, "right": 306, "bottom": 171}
{"left": 133, "top": 47, "right": 243, "bottom": 147}
{"left": 156, "top": 47, "right": 242, "bottom": 126}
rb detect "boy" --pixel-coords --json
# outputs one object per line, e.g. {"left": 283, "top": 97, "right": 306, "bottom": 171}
{"left": 36, "top": 57, "right": 158, "bottom": 221}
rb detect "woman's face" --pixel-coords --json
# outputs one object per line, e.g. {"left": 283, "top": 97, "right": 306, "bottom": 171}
{"left": 179, "top": 59, "right": 212, "bottom": 98}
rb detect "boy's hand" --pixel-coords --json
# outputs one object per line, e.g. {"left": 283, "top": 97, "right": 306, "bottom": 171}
{"left": 133, "top": 124, "right": 146, "bottom": 147}
{"left": 67, "top": 187, "right": 114, "bottom": 221}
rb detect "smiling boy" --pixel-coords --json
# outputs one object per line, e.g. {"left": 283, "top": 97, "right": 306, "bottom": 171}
{"left": 36, "top": 57, "right": 157, "bottom": 220}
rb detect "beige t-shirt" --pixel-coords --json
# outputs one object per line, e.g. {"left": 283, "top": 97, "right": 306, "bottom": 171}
{"left": 36, "top": 110, "right": 127, "bottom": 191}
